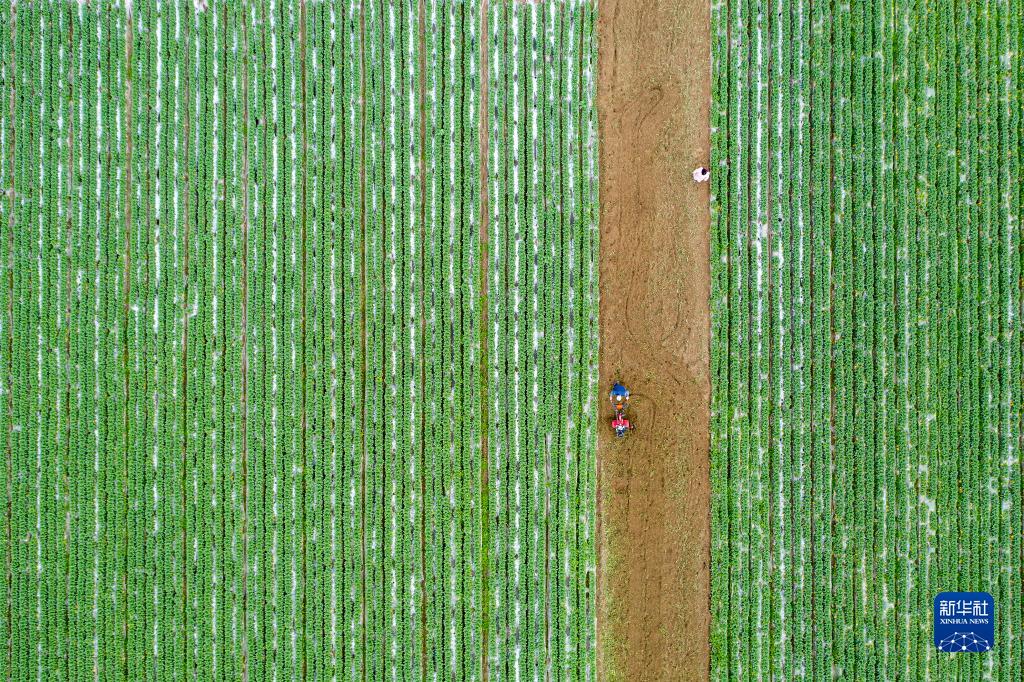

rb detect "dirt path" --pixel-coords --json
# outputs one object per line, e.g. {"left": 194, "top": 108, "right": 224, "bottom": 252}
{"left": 596, "top": 0, "right": 711, "bottom": 679}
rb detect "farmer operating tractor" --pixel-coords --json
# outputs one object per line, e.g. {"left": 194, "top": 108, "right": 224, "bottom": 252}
{"left": 609, "top": 381, "right": 636, "bottom": 438}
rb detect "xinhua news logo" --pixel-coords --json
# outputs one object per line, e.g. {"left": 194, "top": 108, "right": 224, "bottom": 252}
{"left": 933, "top": 592, "right": 994, "bottom": 653}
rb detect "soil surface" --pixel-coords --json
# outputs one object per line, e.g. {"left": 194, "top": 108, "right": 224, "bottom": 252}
{"left": 596, "top": 0, "right": 712, "bottom": 679}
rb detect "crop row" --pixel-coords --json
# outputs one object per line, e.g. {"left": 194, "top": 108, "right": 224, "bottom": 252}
{"left": 423, "top": 0, "right": 483, "bottom": 679}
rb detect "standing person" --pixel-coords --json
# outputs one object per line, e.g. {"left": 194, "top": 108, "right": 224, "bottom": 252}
{"left": 692, "top": 166, "right": 710, "bottom": 183}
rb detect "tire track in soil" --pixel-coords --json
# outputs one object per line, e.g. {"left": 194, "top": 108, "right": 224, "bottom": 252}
{"left": 596, "top": 0, "right": 711, "bottom": 679}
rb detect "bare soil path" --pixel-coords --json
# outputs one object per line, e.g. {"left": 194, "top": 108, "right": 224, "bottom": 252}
{"left": 596, "top": 0, "right": 712, "bottom": 679}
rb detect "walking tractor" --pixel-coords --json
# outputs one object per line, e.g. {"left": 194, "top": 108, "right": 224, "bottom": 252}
{"left": 609, "top": 381, "right": 636, "bottom": 438}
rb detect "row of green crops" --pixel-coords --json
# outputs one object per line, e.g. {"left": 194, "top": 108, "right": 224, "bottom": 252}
{"left": 0, "top": 1, "right": 598, "bottom": 680}
{"left": 710, "top": 0, "right": 1023, "bottom": 679}
{"left": 423, "top": 0, "right": 483, "bottom": 677}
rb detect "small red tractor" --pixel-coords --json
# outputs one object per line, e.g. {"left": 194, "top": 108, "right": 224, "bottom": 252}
{"left": 609, "top": 381, "right": 635, "bottom": 438}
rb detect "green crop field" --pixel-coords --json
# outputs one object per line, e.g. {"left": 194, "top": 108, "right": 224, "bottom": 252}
{"left": 0, "top": 1, "right": 598, "bottom": 679}
{"left": 711, "top": 0, "right": 1022, "bottom": 679}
